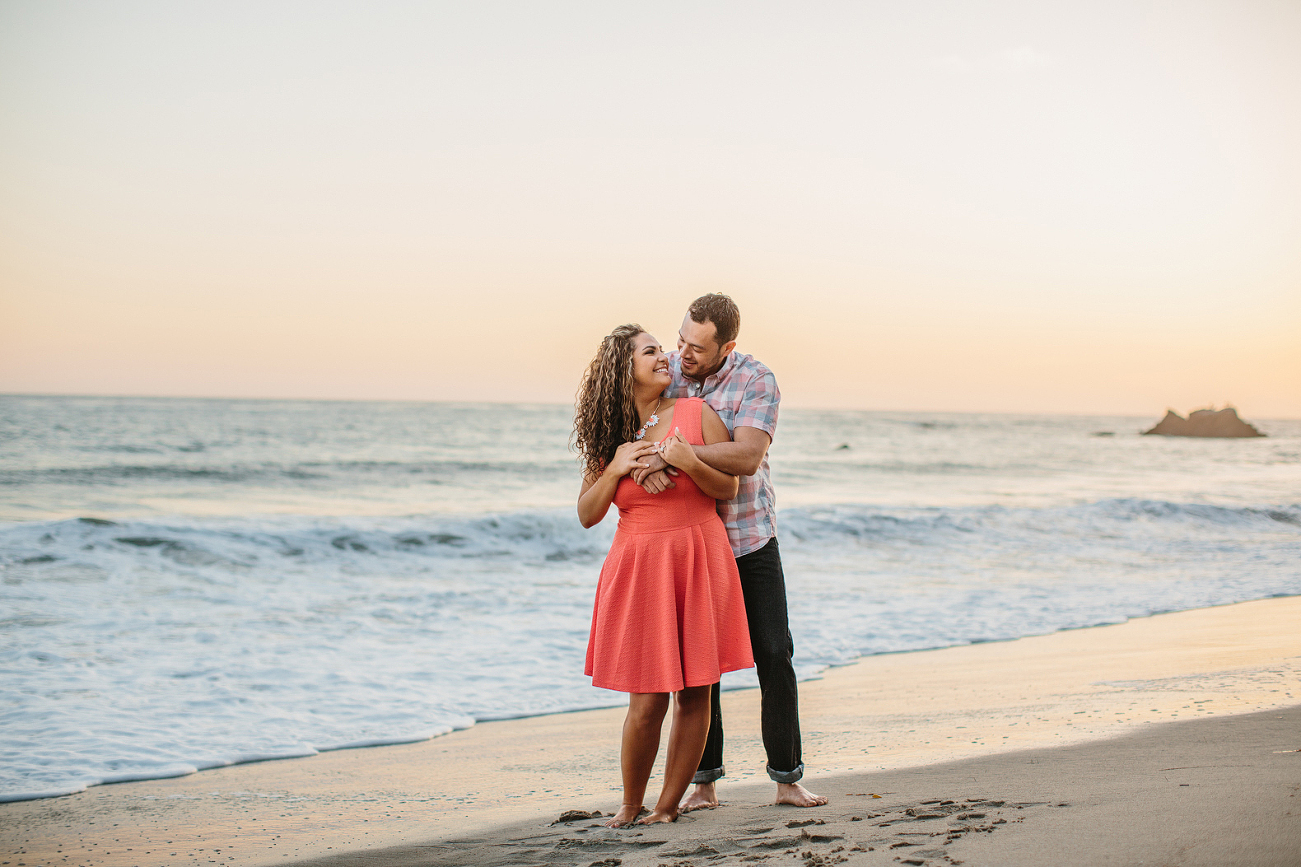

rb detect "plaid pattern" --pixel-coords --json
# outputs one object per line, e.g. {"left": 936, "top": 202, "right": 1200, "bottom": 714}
{"left": 667, "top": 351, "right": 780, "bottom": 557}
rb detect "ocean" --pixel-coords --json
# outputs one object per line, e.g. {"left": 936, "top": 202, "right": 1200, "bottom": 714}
{"left": 2, "top": 395, "right": 1298, "bottom": 802}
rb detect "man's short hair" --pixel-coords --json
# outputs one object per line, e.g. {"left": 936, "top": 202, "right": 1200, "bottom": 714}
{"left": 687, "top": 293, "right": 740, "bottom": 347}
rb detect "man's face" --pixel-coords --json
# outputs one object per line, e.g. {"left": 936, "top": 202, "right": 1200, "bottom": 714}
{"left": 677, "top": 314, "right": 734, "bottom": 382}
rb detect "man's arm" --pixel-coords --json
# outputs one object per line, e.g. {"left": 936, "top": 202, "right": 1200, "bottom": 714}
{"left": 632, "top": 426, "right": 768, "bottom": 489}
{"left": 689, "top": 425, "right": 770, "bottom": 476}
{"left": 635, "top": 365, "right": 778, "bottom": 491}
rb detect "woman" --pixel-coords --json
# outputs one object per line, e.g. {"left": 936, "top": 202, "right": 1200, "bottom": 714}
{"left": 574, "top": 323, "right": 753, "bottom": 826}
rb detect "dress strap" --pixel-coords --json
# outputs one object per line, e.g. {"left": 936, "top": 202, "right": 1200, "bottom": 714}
{"left": 679, "top": 397, "right": 705, "bottom": 445}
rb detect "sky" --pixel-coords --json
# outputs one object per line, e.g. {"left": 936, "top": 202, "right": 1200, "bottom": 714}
{"left": 2, "top": 1, "right": 1299, "bottom": 417}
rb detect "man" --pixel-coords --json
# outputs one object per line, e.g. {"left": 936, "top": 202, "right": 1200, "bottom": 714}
{"left": 633, "top": 293, "right": 827, "bottom": 810}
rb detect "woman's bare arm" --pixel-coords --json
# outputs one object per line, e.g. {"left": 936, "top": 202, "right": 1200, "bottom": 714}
{"left": 577, "top": 441, "right": 658, "bottom": 528}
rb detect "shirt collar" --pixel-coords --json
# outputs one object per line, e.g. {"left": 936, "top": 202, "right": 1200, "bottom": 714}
{"left": 683, "top": 351, "right": 736, "bottom": 395}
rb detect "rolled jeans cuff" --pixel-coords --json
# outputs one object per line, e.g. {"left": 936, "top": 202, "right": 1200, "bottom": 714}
{"left": 692, "top": 765, "right": 725, "bottom": 785}
{"left": 767, "top": 762, "right": 804, "bottom": 784}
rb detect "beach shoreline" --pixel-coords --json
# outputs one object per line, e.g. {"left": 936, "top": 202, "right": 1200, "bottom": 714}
{"left": 3, "top": 595, "right": 1299, "bottom": 866}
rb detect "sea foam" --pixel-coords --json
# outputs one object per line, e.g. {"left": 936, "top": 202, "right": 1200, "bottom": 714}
{"left": 3, "top": 498, "right": 1299, "bottom": 801}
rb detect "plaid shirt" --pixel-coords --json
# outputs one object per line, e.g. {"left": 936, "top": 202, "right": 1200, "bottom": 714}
{"left": 666, "top": 350, "right": 780, "bottom": 557}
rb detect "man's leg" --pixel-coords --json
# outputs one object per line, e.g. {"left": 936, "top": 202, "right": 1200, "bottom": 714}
{"left": 736, "top": 537, "right": 826, "bottom": 807}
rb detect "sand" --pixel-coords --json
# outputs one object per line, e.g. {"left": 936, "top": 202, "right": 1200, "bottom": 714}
{"left": 3, "top": 596, "right": 1299, "bottom": 867}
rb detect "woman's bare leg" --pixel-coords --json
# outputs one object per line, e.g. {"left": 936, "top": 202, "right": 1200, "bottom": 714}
{"left": 606, "top": 692, "right": 669, "bottom": 827}
{"left": 640, "top": 684, "right": 713, "bottom": 824}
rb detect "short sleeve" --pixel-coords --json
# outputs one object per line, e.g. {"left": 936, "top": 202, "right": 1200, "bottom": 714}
{"left": 732, "top": 367, "right": 780, "bottom": 439}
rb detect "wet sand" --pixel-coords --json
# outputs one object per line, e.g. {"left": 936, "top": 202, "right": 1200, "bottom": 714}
{"left": 3, "top": 595, "right": 1299, "bottom": 866}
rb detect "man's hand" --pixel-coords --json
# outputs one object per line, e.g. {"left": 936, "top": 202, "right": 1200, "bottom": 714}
{"left": 640, "top": 469, "right": 677, "bottom": 494}
{"left": 633, "top": 451, "right": 678, "bottom": 494}
{"left": 632, "top": 451, "right": 669, "bottom": 485}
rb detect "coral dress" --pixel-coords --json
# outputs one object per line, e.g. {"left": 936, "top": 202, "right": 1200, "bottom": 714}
{"left": 585, "top": 398, "right": 754, "bottom": 693}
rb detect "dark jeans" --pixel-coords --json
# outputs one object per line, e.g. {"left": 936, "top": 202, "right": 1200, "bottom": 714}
{"left": 694, "top": 536, "right": 804, "bottom": 784}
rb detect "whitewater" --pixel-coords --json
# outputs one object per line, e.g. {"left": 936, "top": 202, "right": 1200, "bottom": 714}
{"left": 2, "top": 395, "right": 1298, "bottom": 802}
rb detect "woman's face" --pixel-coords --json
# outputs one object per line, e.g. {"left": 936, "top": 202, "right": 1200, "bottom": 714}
{"left": 630, "top": 332, "right": 671, "bottom": 390}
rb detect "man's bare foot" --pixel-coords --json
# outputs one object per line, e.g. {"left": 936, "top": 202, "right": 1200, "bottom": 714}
{"left": 775, "top": 782, "right": 828, "bottom": 807}
{"left": 604, "top": 804, "right": 645, "bottom": 827}
{"left": 680, "top": 782, "right": 719, "bottom": 813}
{"left": 637, "top": 808, "right": 679, "bottom": 824}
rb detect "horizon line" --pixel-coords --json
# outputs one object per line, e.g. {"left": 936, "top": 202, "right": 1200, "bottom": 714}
{"left": 3, "top": 390, "right": 1296, "bottom": 422}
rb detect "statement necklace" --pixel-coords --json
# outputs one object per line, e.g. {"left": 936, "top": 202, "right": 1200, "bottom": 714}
{"left": 633, "top": 398, "right": 663, "bottom": 440}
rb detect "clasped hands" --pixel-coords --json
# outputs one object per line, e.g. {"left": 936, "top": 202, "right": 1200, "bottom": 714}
{"left": 632, "top": 430, "right": 688, "bottom": 494}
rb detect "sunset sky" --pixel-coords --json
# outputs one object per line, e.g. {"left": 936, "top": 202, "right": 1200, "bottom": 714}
{"left": 2, "top": 1, "right": 1299, "bottom": 417}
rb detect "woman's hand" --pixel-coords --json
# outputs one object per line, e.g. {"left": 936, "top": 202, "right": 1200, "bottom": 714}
{"left": 607, "top": 440, "right": 659, "bottom": 478}
{"left": 659, "top": 428, "right": 697, "bottom": 471}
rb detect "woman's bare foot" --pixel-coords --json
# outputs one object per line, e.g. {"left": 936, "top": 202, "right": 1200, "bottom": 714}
{"left": 637, "top": 807, "right": 679, "bottom": 825}
{"left": 680, "top": 782, "right": 719, "bottom": 813}
{"left": 604, "top": 804, "right": 645, "bottom": 827}
{"left": 775, "top": 782, "right": 828, "bottom": 807}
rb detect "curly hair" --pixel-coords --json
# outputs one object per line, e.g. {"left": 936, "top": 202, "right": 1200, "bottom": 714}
{"left": 572, "top": 324, "right": 645, "bottom": 479}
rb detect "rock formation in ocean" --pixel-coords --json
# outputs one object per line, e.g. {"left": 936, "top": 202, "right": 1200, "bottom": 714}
{"left": 1143, "top": 407, "right": 1265, "bottom": 438}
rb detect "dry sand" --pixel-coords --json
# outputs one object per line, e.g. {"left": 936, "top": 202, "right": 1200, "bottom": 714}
{"left": 3, "top": 596, "right": 1299, "bottom": 867}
